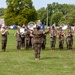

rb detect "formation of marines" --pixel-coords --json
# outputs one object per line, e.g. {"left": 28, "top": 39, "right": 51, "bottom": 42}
{"left": 1, "top": 24, "right": 74, "bottom": 60}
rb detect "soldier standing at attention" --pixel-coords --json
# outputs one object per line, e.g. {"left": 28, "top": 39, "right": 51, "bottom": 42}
{"left": 66, "top": 26, "right": 73, "bottom": 50}
{"left": 32, "top": 26, "right": 43, "bottom": 60}
{"left": 14, "top": 28, "right": 22, "bottom": 50}
{"left": 57, "top": 27, "right": 65, "bottom": 50}
{"left": 49, "top": 26, "right": 57, "bottom": 51}
{"left": 1, "top": 26, "right": 9, "bottom": 52}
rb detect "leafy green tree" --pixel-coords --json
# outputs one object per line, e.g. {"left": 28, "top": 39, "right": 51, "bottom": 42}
{"left": 50, "top": 12, "right": 63, "bottom": 26}
{"left": 37, "top": 7, "right": 47, "bottom": 24}
{"left": 58, "top": 16, "right": 66, "bottom": 25}
{"left": 59, "top": 10, "right": 75, "bottom": 26}
{"left": 0, "top": 8, "right": 6, "bottom": 18}
{"left": 65, "top": 12, "right": 75, "bottom": 26}
{"left": 37, "top": 2, "right": 75, "bottom": 25}
{"left": 4, "top": 0, "right": 37, "bottom": 26}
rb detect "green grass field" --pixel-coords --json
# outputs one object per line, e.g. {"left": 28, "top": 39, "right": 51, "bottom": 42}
{"left": 0, "top": 29, "right": 75, "bottom": 75}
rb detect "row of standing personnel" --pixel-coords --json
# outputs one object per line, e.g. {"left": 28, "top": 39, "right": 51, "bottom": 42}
{"left": 14, "top": 26, "right": 73, "bottom": 60}
{"left": 1, "top": 26, "right": 74, "bottom": 60}
{"left": 14, "top": 26, "right": 47, "bottom": 50}
{"left": 49, "top": 26, "right": 73, "bottom": 50}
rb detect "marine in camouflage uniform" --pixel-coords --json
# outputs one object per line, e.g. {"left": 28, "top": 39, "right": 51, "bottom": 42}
{"left": 57, "top": 27, "right": 65, "bottom": 50}
{"left": 49, "top": 26, "right": 57, "bottom": 50}
{"left": 1, "top": 27, "right": 9, "bottom": 52}
{"left": 20, "top": 26, "right": 27, "bottom": 48}
{"left": 20, "top": 32, "right": 25, "bottom": 48}
{"left": 41, "top": 29, "right": 46, "bottom": 50}
{"left": 30, "top": 30, "right": 34, "bottom": 49}
{"left": 25, "top": 28, "right": 30, "bottom": 49}
{"left": 14, "top": 28, "right": 22, "bottom": 50}
{"left": 32, "top": 26, "right": 43, "bottom": 60}
{"left": 66, "top": 26, "right": 73, "bottom": 50}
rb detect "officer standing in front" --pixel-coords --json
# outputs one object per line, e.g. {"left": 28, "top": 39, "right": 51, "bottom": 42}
{"left": 32, "top": 26, "right": 43, "bottom": 60}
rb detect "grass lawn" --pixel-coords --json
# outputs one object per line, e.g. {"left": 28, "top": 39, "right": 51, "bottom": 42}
{"left": 0, "top": 29, "right": 75, "bottom": 75}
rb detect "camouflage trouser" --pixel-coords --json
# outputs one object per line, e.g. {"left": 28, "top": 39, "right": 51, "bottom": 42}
{"left": 21, "top": 37, "right": 25, "bottom": 48}
{"left": 25, "top": 38, "right": 30, "bottom": 49}
{"left": 33, "top": 43, "right": 41, "bottom": 58}
{"left": 50, "top": 41, "right": 56, "bottom": 50}
{"left": 66, "top": 38, "right": 73, "bottom": 49}
{"left": 41, "top": 39, "right": 46, "bottom": 50}
{"left": 41, "top": 43, "right": 45, "bottom": 50}
{"left": 2, "top": 40, "right": 7, "bottom": 51}
{"left": 59, "top": 40, "right": 64, "bottom": 49}
{"left": 28, "top": 37, "right": 32, "bottom": 47}
{"left": 17, "top": 41, "right": 21, "bottom": 50}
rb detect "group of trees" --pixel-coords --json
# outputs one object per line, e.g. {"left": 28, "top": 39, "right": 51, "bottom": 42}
{"left": 0, "top": 1, "right": 75, "bottom": 26}
{"left": 37, "top": 2, "right": 75, "bottom": 26}
{"left": 0, "top": 8, "right": 6, "bottom": 18}
{"left": 4, "top": 0, "right": 37, "bottom": 26}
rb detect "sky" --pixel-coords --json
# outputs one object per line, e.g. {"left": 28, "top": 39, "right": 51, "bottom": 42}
{"left": 0, "top": 0, "right": 75, "bottom": 10}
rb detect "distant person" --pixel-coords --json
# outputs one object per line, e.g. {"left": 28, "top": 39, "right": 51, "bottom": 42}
{"left": 14, "top": 28, "right": 22, "bottom": 50}
{"left": 66, "top": 26, "right": 73, "bottom": 50}
{"left": 13, "top": 23, "right": 17, "bottom": 29}
{"left": 41, "top": 29, "right": 47, "bottom": 50}
{"left": 1, "top": 26, "right": 9, "bottom": 52}
{"left": 20, "top": 27, "right": 26, "bottom": 48}
{"left": 57, "top": 27, "right": 65, "bottom": 50}
{"left": 49, "top": 26, "right": 57, "bottom": 50}
{"left": 25, "top": 27, "right": 31, "bottom": 49}
{"left": 22, "top": 24, "right": 26, "bottom": 28}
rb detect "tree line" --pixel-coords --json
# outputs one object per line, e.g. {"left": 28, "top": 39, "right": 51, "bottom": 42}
{"left": 0, "top": 1, "right": 75, "bottom": 26}
{"left": 37, "top": 2, "right": 75, "bottom": 26}
{"left": 0, "top": 8, "right": 6, "bottom": 18}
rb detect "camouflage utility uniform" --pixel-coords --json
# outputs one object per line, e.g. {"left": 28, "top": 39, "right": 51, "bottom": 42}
{"left": 32, "top": 27, "right": 43, "bottom": 60}
{"left": 15, "top": 30, "right": 22, "bottom": 50}
{"left": 58, "top": 30, "right": 65, "bottom": 49}
{"left": 41, "top": 30, "right": 46, "bottom": 50}
{"left": 49, "top": 26, "right": 57, "bottom": 50}
{"left": 21, "top": 33, "right": 25, "bottom": 48}
{"left": 25, "top": 29, "right": 30, "bottom": 49}
{"left": 1, "top": 28, "right": 9, "bottom": 52}
{"left": 66, "top": 29, "right": 73, "bottom": 50}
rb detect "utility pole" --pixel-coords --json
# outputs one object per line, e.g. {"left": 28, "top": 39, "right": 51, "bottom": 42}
{"left": 46, "top": 5, "right": 48, "bottom": 26}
